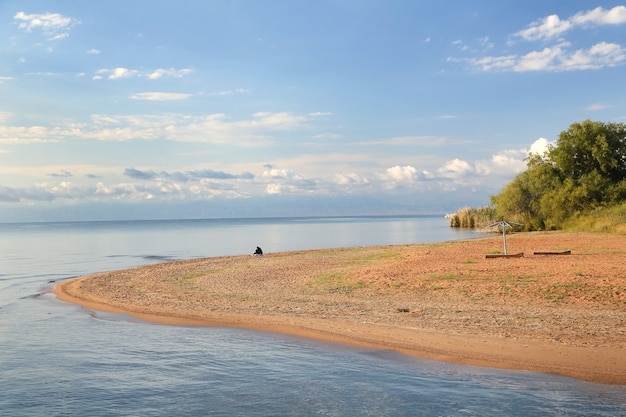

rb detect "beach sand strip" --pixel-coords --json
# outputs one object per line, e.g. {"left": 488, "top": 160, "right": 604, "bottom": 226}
{"left": 54, "top": 232, "right": 626, "bottom": 384}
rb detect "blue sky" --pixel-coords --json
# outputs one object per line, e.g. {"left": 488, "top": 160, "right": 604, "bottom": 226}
{"left": 1, "top": 1, "right": 626, "bottom": 221}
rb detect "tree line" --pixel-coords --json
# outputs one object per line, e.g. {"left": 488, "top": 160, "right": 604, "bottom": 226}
{"left": 455, "top": 120, "right": 626, "bottom": 231}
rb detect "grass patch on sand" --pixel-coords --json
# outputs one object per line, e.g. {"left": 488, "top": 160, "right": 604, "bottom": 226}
{"left": 360, "top": 251, "right": 399, "bottom": 261}
{"left": 496, "top": 273, "right": 539, "bottom": 285}
{"left": 421, "top": 242, "right": 456, "bottom": 249}
{"left": 307, "top": 271, "right": 365, "bottom": 294}
{"left": 180, "top": 271, "right": 209, "bottom": 280}
{"left": 428, "top": 272, "right": 460, "bottom": 281}
{"left": 541, "top": 283, "right": 581, "bottom": 302}
{"left": 426, "top": 271, "right": 479, "bottom": 282}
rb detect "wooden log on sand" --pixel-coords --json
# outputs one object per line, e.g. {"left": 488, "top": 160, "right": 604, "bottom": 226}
{"left": 485, "top": 252, "right": 524, "bottom": 258}
{"left": 533, "top": 250, "right": 571, "bottom": 255}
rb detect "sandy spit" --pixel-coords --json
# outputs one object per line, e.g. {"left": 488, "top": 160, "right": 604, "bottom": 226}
{"left": 54, "top": 232, "right": 626, "bottom": 384}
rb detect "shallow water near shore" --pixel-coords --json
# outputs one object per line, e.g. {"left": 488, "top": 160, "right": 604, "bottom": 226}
{"left": 1, "top": 216, "right": 625, "bottom": 416}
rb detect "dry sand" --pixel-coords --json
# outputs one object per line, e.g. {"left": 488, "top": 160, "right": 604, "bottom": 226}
{"left": 54, "top": 231, "right": 626, "bottom": 384}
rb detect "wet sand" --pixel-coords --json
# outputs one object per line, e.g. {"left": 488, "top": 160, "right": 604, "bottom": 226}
{"left": 55, "top": 232, "right": 626, "bottom": 384}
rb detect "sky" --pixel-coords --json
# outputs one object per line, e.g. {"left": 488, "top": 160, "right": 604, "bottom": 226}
{"left": 1, "top": 1, "right": 626, "bottom": 221}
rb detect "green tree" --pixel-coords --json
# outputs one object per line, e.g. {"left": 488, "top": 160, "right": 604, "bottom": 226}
{"left": 491, "top": 120, "right": 626, "bottom": 230}
{"left": 549, "top": 119, "right": 626, "bottom": 183}
{"left": 491, "top": 155, "right": 561, "bottom": 229}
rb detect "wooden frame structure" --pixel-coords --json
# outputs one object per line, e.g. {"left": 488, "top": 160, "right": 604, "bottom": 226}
{"left": 486, "top": 220, "right": 524, "bottom": 258}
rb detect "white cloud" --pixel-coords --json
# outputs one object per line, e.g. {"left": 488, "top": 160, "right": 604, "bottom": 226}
{"left": 249, "top": 112, "right": 308, "bottom": 130}
{"left": 256, "top": 165, "right": 320, "bottom": 195}
{"left": 459, "top": 42, "right": 626, "bottom": 72}
{"left": 453, "top": 6, "right": 626, "bottom": 73}
{"left": 489, "top": 150, "right": 526, "bottom": 174}
{"left": 571, "top": 5, "right": 626, "bottom": 26}
{"left": 0, "top": 76, "right": 15, "bottom": 84}
{"left": 266, "top": 183, "right": 282, "bottom": 194}
{"left": 93, "top": 67, "right": 193, "bottom": 80}
{"left": 528, "top": 137, "right": 553, "bottom": 156}
{"left": 515, "top": 14, "right": 572, "bottom": 41}
{"left": 452, "top": 37, "right": 493, "bottom": 53}
{"left": 352, "top": 135, "right": 449, "bottom": 146}
{"left": 205, "top": 88, "right": 249, "bottom": 96}
{"left": 452, "top": 39, "right": 468, "bottom": 51}
{"left": 0, "top": 112, "right": 311, "bottom": 145}
{"left": 559, "top": 42, "right": 626, "bottom": 70}
{"left": 486, "top": 138, "right": 554, "bottom": 173}
{"left": 0, "top": 144, "right": 533, "bottom": 205}
{"left": 515, "top": 6, "right": 626, "bottom": 41}
{"left": 386, "top": 165, "right": 419, "bottom": 181}
{"left": 87, "top": 48, "right": 101, "bottom": 54}
{"left": 448, "top": 54, "right": 514, "bottom": 72}
{"left": 587, "top": 103, "right": 612, "bottom": 111}
{"left": 146, "top": 68, "right": 194, "bottom": 79}
{"left": 130, "top": 92, "right": 193, "bottom": 101}
{"left": 111, "top": 67, "right": 139, "bottom": 80}
{"left": 13, "top": 11, "right": 78, "bottom": 40}
{"left": 93, "top": 67, "right": 139, "bottom": 80}
{"left": 314, "top": 133, "right": 342, "bottom": 140}
{"left": 477, "top": 36, "right": 494, "bottom": 51}
{"left": 48, "top": 33, "right": 69, "bottom": 41}
{"left": 0, "top": 125, "right": 66, "bottom": 144}
{"left": 377, "top": 151, "right": 528, "bottom": 191}
{"left": 0, "top": 115, "right": 560, "bottom": 206}
{"left": 468, "top": 139, "right": 554, "bottom": 180}
{"left": 261, "top": 167, "right": 302, "bottom": 180}
{"left": 514, "top": 45, "right": 565, "bottom": 71}
{"left": 334, "top": 173, "right": 369, "bottom": 185}
{"left": 438, "top": 158, "right": 473, "bottom": 179}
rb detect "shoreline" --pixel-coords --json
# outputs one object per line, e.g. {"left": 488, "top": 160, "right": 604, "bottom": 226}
{"left": 54, "top": 232, "right": 626, "bottom": 385}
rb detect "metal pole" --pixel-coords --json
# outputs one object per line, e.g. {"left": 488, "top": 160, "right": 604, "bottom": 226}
{"left": 488, "top": 220, "right": 522, "bottom": 256}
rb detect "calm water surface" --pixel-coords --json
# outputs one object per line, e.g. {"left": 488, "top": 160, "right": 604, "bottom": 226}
{"left": 1, "top": 216, "right": 625, "bottom": 416}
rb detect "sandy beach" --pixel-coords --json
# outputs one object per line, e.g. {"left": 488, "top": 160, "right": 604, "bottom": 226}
{"left": 54, "top": 231, "right": 626, "bottom": 385}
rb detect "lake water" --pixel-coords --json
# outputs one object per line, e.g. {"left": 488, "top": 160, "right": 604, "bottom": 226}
{"left": 1, "top": 216, "right": 625, "bottom": 416}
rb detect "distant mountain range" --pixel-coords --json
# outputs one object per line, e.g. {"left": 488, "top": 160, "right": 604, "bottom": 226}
{"left": 0, "top": 192, "right": 488, "bottom": 223}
